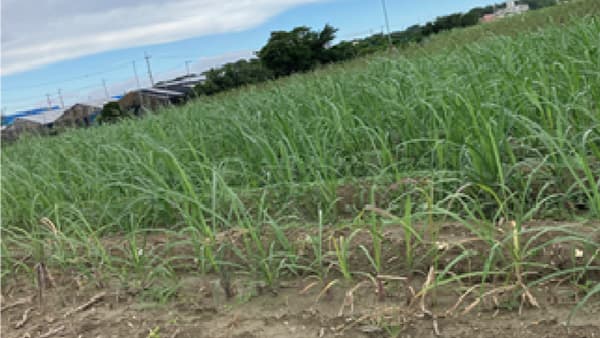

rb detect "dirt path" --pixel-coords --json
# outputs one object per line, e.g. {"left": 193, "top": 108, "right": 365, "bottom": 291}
{"left": 2, "top": 273, "right": 599, "bottom": 338}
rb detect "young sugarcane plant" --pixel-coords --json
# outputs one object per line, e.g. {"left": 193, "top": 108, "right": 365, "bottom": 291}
{"left": 358, "top": 186, "right": 383, "bottom": 274}
{"left": 331, "top": 229, "right": 362, "bottom": 282}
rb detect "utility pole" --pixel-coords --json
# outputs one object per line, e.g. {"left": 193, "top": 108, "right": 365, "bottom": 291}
{"left": 144, "top": 52, "right": 155, "bottom": 86}
{"left": 46, "top": 94, "right": 53, "bottom": 109}
{"left": 380, "top": 0, "right": 394, "bottom": 50}
{"left": 102, "top": 79, "right": 110, "bottom": 101}
{"left": 57, "top": 88, "right": 65, "bottom": 108}
{"left": 133, "top": 60, "right": 144, "bottom": 112}
{"left": 185, "top": 60, "right": 192, "bottom": 76}
{"left": 132, "top": 60, "right": 141, "bottom": 88}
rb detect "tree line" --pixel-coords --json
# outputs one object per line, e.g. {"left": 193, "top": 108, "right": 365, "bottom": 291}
{"left": 192, "top": 0, "right": 558, "bottom": 97}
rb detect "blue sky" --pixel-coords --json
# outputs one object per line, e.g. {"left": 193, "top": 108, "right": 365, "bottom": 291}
{"left": 1, "top": 0, "right": 498, "bottom": 115}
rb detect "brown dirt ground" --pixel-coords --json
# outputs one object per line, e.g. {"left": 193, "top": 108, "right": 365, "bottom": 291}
{"left": 2, "top": 273, "right": 599, "bottom": 338}
{"left": 2, "top": 221, "right": 599, "bottom": 338}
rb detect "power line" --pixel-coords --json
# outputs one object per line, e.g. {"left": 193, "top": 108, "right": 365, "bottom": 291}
{"left": 2, "top": 63, "right": 131, "bottom": 92}
{"left": 2, "top": 82, "right": 104, "bottom": 106}
{"left": 3, "top": 50, "right": 219, "bottom": 113}
{"left": 1, "top": 95, "right": 48, "bottom": 105}
{"left": 152, "top": 54, "right": 198, "bottom": 60}
{"left": 341, "top": 28, "right": 375, "bottom": 40}
{"left": 73, "top": 83, "right": 105, "bottom": 91}
{"left": 3, "top": 71, "right": 148, "bottom": 114}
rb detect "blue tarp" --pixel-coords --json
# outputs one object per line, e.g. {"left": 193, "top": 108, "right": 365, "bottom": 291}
{"left": 1, "top": 106, "right": 61, "bottom": 126}
{"left": 89, "top": 111, "right": 100, "bottom": 124}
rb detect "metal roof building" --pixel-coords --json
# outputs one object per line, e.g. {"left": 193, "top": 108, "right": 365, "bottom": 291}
{"left": 16, "top": 108, "right": 65, "bottom": 125}
{"left": 155, "top": 74, "right": 205, "bottom": 95}
{"left": 1, "top": 106, "right": 61, "bottom": 126}
{"left": 156, "top": 75, "right": 205, "bottom": 87}
{"left": 140, "top": 87, "right": 186, "bottom": 97}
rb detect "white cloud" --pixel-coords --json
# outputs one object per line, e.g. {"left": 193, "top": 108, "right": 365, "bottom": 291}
{"left": 0, "top": 0, "right": 323, "bottom": 76}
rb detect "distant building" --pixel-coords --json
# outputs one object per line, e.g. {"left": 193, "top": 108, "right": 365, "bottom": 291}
{"left": 480, "top": 1, "right": 529, "bottom": 22}
{"left": 140, "top": 87, "right": 187, "bottom": 102}
{"left": 0, "top": 107, "right": 63, "bottom": 142}
{"left": 495, "top": 0, "right": 530, "bottom": 17}
{"left": 56, "top": 103, "right": 102, "bottom": 127}
{"left": 155, "top": 74, "right": 205, "bottom": 95}
{"left": 2, "top": 74, "right": 206, "bottom": 143}
{"left": 1, "top": 106, "right": 61, "bottom": 126}
{"left": 117, "top": 74, "right": 205, "bottom": 114}
{"left": 0, "top": 104, "right": 101, "bottom": 143}
{"left": 13, "top": 107, "right": 65, "bottom": 128}
{"left": 118, "top": 87, "right": 187, "bottom": 114}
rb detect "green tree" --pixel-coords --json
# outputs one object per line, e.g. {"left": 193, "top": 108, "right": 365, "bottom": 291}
{"left": 520, "top": 0, "right": 558, "bottom": 10}
{"left": 194, "top": 59, "right": 273, "bottom": 96}
{"left": 258, "top": 24, "right": 338, "bottom": 77}
{"left": 97, "top": 101, "right": 124, "bottom": 124}
{"left": 328, "top": 41, "right": 358, "bottom": 61}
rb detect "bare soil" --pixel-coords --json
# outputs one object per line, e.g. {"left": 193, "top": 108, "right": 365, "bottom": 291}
{"left": 2, "top": 274, "right": 599, "bottom": 338}
{"left": 2, "top": 221, "right": 599, "bottom": 338}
